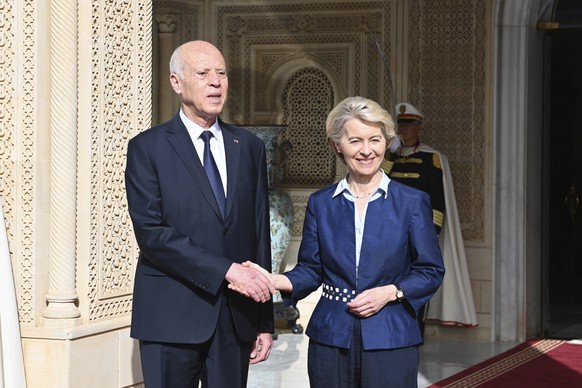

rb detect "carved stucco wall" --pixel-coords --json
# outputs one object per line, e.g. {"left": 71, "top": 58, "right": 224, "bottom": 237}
{"left": 211, "top": 1, "right": 394, "bottom": 236}
{"left": 87, "top": 0, "right": 152, "bottom": 322}
{"left": 2, "top": 1, "right": 37, "bottom": 326}
{"left": 207, "top": 0, "right": 487, "bottom": 242}
{"left": 0, "top": 0, "right": 492, "bottom": 384}
{"left": 0, "top": 0, "right": 489, "bottom": 329}
{"left": 215, "top": 3, "right": 392, "bottom": 122}
{"left": 1, "top": 0, "right": 152, "bottom": 329}
{"left": 280, "top": 67, "right": 336, "bottom": 187}
{"left": 408, "top": 0, "right": 488, "bottom": 241}
{"left": 152, "top": 1, "right": 201, "bottom": 124}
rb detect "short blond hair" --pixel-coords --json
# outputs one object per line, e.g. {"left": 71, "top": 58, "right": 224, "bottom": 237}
{"left": 325, "top": 96, "right": 395, "bottom": 161}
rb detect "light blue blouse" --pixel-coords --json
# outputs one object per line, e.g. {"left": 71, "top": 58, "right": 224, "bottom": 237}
{"left": 332, "top": 171, "right": 391, "bottom": 283}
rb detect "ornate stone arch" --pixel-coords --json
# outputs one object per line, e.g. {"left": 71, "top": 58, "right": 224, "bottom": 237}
{"left": 247, "top": 53, "right": 349, "bottom": 188}
{"left": 260, "top": 55, "right": 346, "bottom": 122}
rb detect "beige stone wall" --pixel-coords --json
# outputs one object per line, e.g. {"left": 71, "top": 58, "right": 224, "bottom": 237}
{"left": 0, "top": 0, "right": 493, "bottom": 386}
{"left": 3, "top": 0, "right": 151, "bottom": 386}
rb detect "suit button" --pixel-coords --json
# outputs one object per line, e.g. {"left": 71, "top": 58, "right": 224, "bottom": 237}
{"left": 224, "top": 229, "right": 229, "bottom": 236}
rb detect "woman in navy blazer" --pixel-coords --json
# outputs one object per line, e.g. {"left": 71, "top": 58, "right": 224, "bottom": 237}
{"left": 233, "top": 96, "right": 445, "bottom": 387}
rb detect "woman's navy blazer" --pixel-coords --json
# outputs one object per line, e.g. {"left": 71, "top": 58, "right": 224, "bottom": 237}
{"left": 285, "top": 180, "right": 445, "bottom": 350}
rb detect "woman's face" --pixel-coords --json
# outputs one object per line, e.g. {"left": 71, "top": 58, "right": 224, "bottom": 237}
{"left": 337, "top": 118, "right": 387, "bottom": 180}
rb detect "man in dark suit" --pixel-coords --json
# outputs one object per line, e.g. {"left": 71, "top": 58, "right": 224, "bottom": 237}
{"left": 125, "top": 40, "right": 275, "bottom": 388}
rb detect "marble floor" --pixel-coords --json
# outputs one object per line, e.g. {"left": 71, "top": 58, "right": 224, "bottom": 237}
{"left": 247, "top": 332, "right": 519, "bottom": 388}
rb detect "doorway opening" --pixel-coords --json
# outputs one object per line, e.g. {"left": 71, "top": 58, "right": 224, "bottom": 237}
{"left": 542, "top": 0, "right": 582, "bottom": 339}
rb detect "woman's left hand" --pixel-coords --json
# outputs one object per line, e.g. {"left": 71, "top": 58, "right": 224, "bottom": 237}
{"left": 347, "top": 285, "right": 392, "bottom": 318}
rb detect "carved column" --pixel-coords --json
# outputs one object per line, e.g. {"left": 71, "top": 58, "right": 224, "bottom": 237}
{"left": 156, "top": 13, "right": 177, "bottom": 123}
{"left": 43, "top": 0, "right": 80, "bottom": 323}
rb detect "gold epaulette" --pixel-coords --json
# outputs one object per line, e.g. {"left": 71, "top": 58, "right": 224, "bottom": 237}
{"left": 381, "top": 159, "right": 394, "bottom": 174}
{"left": 391, "top": 172, "right": 420, "bottom": 179}
{"left": 433, "top": 209, "right": 444, "bottom": 228}
{"left": 395, "top": 157, "right": 422, "bottom": 164}
{"left": 433, "top": 153, "right": 442, "bottom": 170}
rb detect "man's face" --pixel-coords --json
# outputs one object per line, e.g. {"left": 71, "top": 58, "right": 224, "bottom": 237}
{"left": 396, "top": 119, "right": 422, "bottom": 146}
{"left": 170, "top": 42, "right": 228, "bottom": 127}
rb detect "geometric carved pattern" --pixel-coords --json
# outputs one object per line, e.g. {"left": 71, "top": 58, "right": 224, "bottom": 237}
{"left": 88, "top": 0, "right": 152, "bottom": 321}
{"left": 0, "top": 0, "right": 28, "bottom": 324}
{"left": 286, "top": 192, "right": 311, "bottom": 237}
{"left": 280, "top": 68, "right": 335, "bottom": 186}
{"left": 408, "top": 0, "right": 487, "bottom": 241}
{"left": 4, "top": 1, "right": 36, "bottom": 325}
{"left": 216, "top": 1, "right": 393, "bottom": 189}
{"left": 154, "top": 1, "right": 200, "bottom": 43}
{"left": 1, "top": 0, "right": 490, "bottom": 330}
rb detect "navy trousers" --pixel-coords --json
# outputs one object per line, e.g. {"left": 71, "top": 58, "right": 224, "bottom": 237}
{"left": 307, "top": 318, "right": 419, "bottom": 388}
{"left": 139, "top": 296, "right": 253, "bottom": 388}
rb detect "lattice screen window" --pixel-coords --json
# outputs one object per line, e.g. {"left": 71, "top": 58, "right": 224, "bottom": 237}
{"left": 279, "top": 67, "right": 335, "bottom": 187}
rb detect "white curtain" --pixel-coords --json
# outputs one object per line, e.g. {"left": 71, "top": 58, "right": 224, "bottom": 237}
{"left": 0, "top": 198, "right": 26, "bottom": 387}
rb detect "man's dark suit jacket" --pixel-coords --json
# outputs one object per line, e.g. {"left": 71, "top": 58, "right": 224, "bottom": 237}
{"left": 125, "top": 113, "right": 274, "bottom": 344}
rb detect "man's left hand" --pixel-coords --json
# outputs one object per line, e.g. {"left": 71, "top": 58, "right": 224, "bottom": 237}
{"left": 249, "top": 332, "right": 273, "bottom": 364}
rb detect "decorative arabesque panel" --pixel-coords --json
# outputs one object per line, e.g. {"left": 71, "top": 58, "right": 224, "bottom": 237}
{"left": 279, "top": 68, "right": 335, "bottom": 187}
{"left": 0, "top": 1, "right": 33, "bottom": 324}
{"left": 88, "top": 0, "right": 152, "bottom": 321}
{"left": 215, "top": 2, "right": 393, "bottom": 236}
{"left": 215, "top": 2, "right": 392, "bottom": 188}
{"left": 154, "top": 1, "right": 199, "bottom": 43}
{"left": 408, "top": 0, "right": 487, "bottom": 241}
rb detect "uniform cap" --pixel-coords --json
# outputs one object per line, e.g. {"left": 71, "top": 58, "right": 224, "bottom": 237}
{"left": 396, "top": 103, "right": 424, "bottom": 122}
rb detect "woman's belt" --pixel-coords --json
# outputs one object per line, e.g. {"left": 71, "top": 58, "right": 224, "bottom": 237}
{"left": 322, "top": 283, "right": 357, "bottom": 302}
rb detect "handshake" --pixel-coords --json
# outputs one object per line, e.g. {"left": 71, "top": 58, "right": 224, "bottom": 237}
{"left": 226, "top": 261, "right": 292, "bottom": 303}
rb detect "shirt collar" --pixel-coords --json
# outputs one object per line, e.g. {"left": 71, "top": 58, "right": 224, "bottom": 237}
{"left": 332, "top": 170, "right": 390, "bottom": 199}
{"left": 179, "top": 109, "right": 222, "bottom": 140}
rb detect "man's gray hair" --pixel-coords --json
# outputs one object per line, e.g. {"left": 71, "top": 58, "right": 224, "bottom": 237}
{"left": 169, "top": 44, "right": 185, "bottom": 79}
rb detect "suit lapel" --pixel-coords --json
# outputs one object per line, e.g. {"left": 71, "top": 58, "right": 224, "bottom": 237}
{"left": 221, "top": 123, "right": 241, "bottom": 219}
{"left": 166, "top": 115, "right": 224, "bottom": 220}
